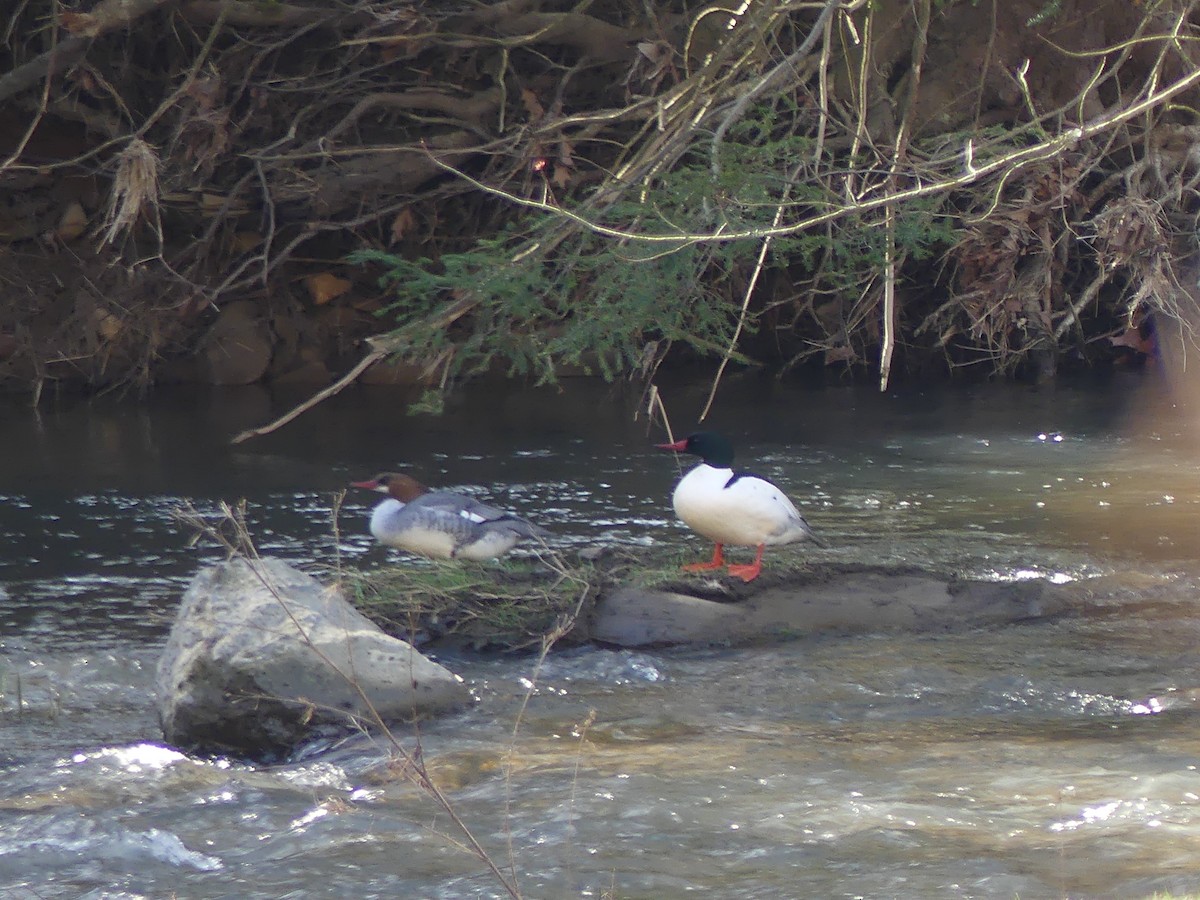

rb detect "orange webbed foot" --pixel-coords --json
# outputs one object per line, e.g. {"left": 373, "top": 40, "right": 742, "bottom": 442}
{"left": 726, "top": 563, "right": 762, "bottom": 582}
{"left": 681, "top": 543, "right": 725, "bottom": 573}
{"left": 726, "top": 545, "right": 765, "bottom": 582}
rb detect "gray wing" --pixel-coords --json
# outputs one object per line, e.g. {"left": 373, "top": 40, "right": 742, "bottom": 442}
{"left": 413, "top": 489, "right": 548, "bottom": 538}
{"left": 397, "top": 503, "right": 483, "bottom": 541}
{"left": 411, "top": 489, "right": 504, "bottom": 521}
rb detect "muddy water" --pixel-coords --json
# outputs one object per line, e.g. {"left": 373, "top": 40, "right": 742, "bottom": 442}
{"left": 3, "top": 373, "right": 1200, "bottom": 898}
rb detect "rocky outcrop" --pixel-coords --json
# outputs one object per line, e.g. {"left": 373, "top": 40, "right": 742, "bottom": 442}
{"left": 156, "top": 557, "right": 470, "bottom": 759}
{"left": 590, "top": 568, "right": 1073, "bottom": 648}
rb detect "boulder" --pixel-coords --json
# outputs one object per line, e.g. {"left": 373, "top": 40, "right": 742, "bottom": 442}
{"left": 200, "top": 300, "right": 273, "bottom": 385}
{"left": 156, "top": 557, "right": 470, "bottom": 758}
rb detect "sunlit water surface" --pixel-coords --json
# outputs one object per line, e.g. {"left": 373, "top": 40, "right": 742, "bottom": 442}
{"left": 3, "top": 374, "right": 1200, "bottom": 898}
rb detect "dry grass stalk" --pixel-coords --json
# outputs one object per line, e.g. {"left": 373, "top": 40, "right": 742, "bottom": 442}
{"left": 103, "top": 137, "right": 162, "bottom": 245}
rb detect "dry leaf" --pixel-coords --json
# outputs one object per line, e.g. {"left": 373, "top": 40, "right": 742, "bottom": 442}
{"left": 521, "top": 88, "right": 544, "bottom": 120}
{"left": 1110, "top": 325, "right": 1155, "bottom": 355}
{"left": 60, "top": 11, "right": 99, "bottom": 37}
{"left": 557, "top": 138, "right": 575, "bottom": 169}
{"left": 390, "top": 208, "right": 416, "bottom": 245}
{"left": 305, "top": 272, "right": 352, "bottom": 306}
{"left": 200, "top": 193, "right": 228, "bottom": 214}
{"left": 379, "top": 37, "right": 424, "bottom": 62}
{"left": 231, "top": 231, "right": 261, "bottom": 254}
{"left": 351, "top": 296, "right": 382, "bottom": 313}
{"left": 54, "top": 201, "right": 88, "bottom": 242}
{"left": 95, "top": 308, "right": 121, "bottom": 341}
{"left": 824, "top": 345, "right": 857, "bottom": 365}
{"left": 627, "top": 39, "right": 676, "bottom": 92}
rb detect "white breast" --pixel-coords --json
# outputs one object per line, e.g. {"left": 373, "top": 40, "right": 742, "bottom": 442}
{"left": 369, "top": 499, "right": 459, "bottom": 558}
{"left": 672, "top": 464, "right": 813, "bottom": 547}
{"left": 369, "top": 498, "right": 406, "bottom": 541}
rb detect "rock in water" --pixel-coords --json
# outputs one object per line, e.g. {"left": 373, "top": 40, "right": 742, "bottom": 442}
{"left": 156, "top": 557, "right": 470, "bottom": 758}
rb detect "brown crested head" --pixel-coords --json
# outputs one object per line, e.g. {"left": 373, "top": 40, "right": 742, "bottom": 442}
{"left": 350, "top": 472, "right": 429, "bottom": 501}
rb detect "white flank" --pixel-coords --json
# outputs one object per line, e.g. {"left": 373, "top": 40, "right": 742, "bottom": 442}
{"left": 672, "top": 464, "right": 813, "bottom": 547}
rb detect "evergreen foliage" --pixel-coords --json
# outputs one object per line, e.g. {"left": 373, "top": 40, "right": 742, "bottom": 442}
{"left": 355, "top": 103, "right": 961, "bottom": 392}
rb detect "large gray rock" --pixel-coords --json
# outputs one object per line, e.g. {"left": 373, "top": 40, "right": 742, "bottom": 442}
{"left": 590, "top": 567, "right": 1076, "bottom": 647}
{"left": 157, "top": 557, "right": 470, "bottom": 757}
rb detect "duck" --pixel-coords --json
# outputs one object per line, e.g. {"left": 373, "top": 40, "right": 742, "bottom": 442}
{"left": 655, "top": 431, "right": 824, "bottom": 582}
{"left": 350, "top": 472, "right": 547, "bottom": 561}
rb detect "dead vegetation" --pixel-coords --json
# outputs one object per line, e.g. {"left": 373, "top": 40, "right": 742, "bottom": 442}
{"left": 343, "top": 555, "right": 603, "bottom": 653}
{"left": 2, "top": 0, "right": 1200, "bottom": 398}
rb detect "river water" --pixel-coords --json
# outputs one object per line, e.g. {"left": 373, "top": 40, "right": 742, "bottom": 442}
{"left": 3, "top": 372, "right": 1200, "bottom": 898}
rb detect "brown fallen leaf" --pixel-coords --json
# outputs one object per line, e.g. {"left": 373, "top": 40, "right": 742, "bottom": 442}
{"left": 60, "top": 11, "right": 100, "bottom": 37}
{"left": 1110, "top": 324, "right": 1155, "bottom": 356}
{"left": 54, "top": 201, "right": 88, "bottom": 242}
{"left": 390, "top": 208, "right": 416, "bottom": 244}
{"left": 231, "top": 231, "right": 261, "bottom": 254}
{"left": 824, "top": 344, "right": 857, "bottom": 365}
{"left": 305, "top": 272, "right": 352, "bottom": 306}
{"left": 521, "top": 88, "right": 545, "bottom": 120}
{"left": 95, "top": 308, "right": 122, "bottom": 341}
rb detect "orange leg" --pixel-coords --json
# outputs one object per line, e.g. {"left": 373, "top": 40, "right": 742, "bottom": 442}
{"left": 682, "top": 543, "right": 725, "bottom": 572}
{"left": 727, "top": 544, "right": 766, "bottom": 582}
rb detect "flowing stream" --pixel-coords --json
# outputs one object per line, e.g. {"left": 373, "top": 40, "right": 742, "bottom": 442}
{"left": 3, "top": 372, "right": 1200, "bottom": 898}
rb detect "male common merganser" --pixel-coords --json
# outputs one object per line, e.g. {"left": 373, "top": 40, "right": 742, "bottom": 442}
{"left": 350, "top": 473, "right": 547, "bottom": 560}
{"left": 655, "top": 432, "right": 824, "bottom": 582}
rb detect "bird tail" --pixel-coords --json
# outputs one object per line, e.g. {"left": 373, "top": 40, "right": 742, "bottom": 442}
{"left": 799, "top": 515, "right": 826, "bottom": 548}
{"left": 496, "top": 515, "right": 551, "bottom": 542}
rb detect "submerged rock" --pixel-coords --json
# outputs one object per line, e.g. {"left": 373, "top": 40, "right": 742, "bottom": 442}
{"left": 156, "top": 557, "right": 470, "bottom": 758}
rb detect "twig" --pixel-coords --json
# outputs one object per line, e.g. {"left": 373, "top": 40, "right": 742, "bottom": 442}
{"left": 179, "top": 0, "right": 343, "bottom": 27}
{"left": 136, "top": 3, "right": 227, "bottom": 139}
{"left": 879, "top": 0, "right": 930, "bottom": 392}
{"left": 0, "top": 2, "right": 56, "bottom": 174}
{"left": 229, "top": 342, "right": 389, "bottom": 443}
{"left": 427, "top": 58, "right": 1200, "bottom": 248}
{"left": 499, "top": 565, "right": 593, "bottom": 891}
{"left": 252, "top": 159, "right": 276, "bottom": 290}
{"left": 879, "top": 205, "right": 896, "bottom": 391}
{"left": 709, "top": 0, "right": 843, "bottom": 178}
{"left": 0, "top": 0, "right": 178, "bottom": 103}
{"left": 698, "top": 157, "right": 803, "bottom": 421}
{"left": 0, "top": 37, "right": 87, "bottom": 105}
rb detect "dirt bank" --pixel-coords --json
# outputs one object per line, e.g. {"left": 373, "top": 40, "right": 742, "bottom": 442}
{"left": 2, "top": 1, "right": 1191, "bottom": 400}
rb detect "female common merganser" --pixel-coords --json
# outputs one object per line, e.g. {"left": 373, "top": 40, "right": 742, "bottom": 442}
{"left": 655, "top": 432, "right": 824, "bottom": 582}
{"left": 350, "top": 473, "right": 547, "bottom": 561}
